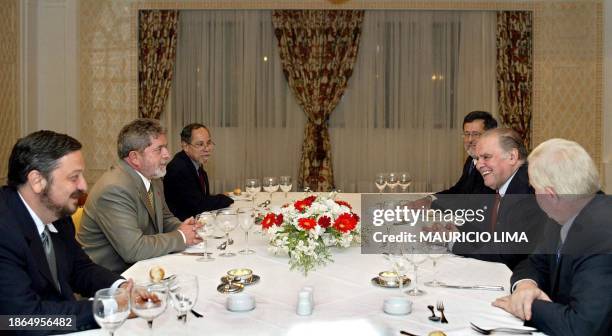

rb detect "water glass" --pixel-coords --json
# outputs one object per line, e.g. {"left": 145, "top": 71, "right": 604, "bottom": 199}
{"left": 216, "top": 209, "right": 238, "bottom": 257}
{"left": 237, "top": 207, "right": 256, "bottom": 255}
{"left": 93, "top": 287, "right": 130, "bottom": 336}
{"left": 375, "top": 173, "right": 387, "bottom": 193}
{"left": 131, "top": 282, "right": 168, "bottom": 330}
{"left": 279, "top": 175, "right": 292, "bottom": 200}
{"left": 168, "top": 274, "right": 199, "bottom": 324}
{"left": 262, "top": 176, "right": 279, "bottom": 201}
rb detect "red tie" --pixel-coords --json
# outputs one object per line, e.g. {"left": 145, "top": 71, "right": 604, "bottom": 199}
{"left": 197, "top": 166, "right": 207, "bottom": 194}
{"left": 490, "top": 192, "right": 501, "bottom": 233}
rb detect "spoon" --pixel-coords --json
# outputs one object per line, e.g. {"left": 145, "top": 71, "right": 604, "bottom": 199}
{"left": 427, "top": 305, "right": 441, "bottom": 322}
{"left": 257, "top": 200, "right": 271, "bottom": 208}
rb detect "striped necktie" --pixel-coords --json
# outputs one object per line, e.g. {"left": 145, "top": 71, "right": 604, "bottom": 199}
{"left": 146, "top": 186, "right": 155, "bottom": 211}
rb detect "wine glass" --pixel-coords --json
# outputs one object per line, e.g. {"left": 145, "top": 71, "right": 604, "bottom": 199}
{"left": 398, "top": 172, "right": 412, "bottom": 192}
{"left": 406, "top": 244, "right": 428, "bottom": 296}
{"left": 195, "top": 212, "right": 216, "bottom": 262}
{"left": 386, "top": 253, "right": 409, "bottom": 295}
{"left": 237, "top": 207, "right": 256, "bottom": 255}
{"left": 279, "top": 175, "right": 292, "bottom": 200}
{"left": 245, "top": 178, "right": 261, "bottom": 206}
{"left": 216, "top": 209, "right": 238, "bottom": 257}
{"left": 93, "top": 287, "right": 130, "bottom": 336}
{"left": 262, "top": 176, "right": 279, "bottom": 201}
{"left": 387, "top": 172, "right": 399, "bottom": 193}
{"left": 131, "top": 282, "right": 168, "bottom": 331}
{"left": 424, "top": 243, "right": 449, "bottom": 287}
{"left": 168, "top": 274, "right": 199, "bottom": 324}
{"left": 375, "top": 173, "right": 387, "bottom": 194}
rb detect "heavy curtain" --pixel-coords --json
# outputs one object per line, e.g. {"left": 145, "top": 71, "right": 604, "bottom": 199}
{"left": 272, "top": 10, "right": 364, "bottom": 192}
{"left": 496, "top": 11, "right": 533, "bottom": 149}
{"left": 138, "top": 10, "right": 179, "bottom": 119}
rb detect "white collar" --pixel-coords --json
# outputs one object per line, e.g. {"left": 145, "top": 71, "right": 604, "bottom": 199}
{"left": 498, "top": 169, "right": 519, "bottom": 197}
{"left": 17, "top": 191, "right": 58, "bottom": 235}
{"left": 135, "top": 170, "right": 151, "bottom": 191}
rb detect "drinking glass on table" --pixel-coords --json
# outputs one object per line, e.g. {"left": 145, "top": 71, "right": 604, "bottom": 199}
{"left": 245, "top": 178, "right": 261, "bottom": 206}
{"left": 195, "top": 212, "right": 216, "bottom": 262}
{"left": 398, "top": 172, "right": 412, "bottom": 192}
{"left": 237, "top": 207, "right": 256, "bottom": 255}
{"left": 375, "top": 173, "right": 387, "bottom": 194}
{"left": 279, "top": 175, "right": 292, "bottom": 200}
{"left": 216, "top": 209, "right": 238, "bottom": 257}
{"left": 387, "top": 172, "right": 399, "bottom": 193}
{"left": 131, "top": 282, "right": 168, "bottom": 332}
{"left": 262, "top": 176, "right": 279, "bottom": 201}
{"left": 93, "top": 287, "right": 130, "bottom": 336}
{"left": 424, "top": 243, "right": 449, "bottom": 287}
{"left": 386, "top": 253, "right": 410, "bottom": 295}
{"left": 168, "top": 274, "right": 199, "bottom": 324}
{"left": 406, "top": 244, "right": 428, "bottom": 296}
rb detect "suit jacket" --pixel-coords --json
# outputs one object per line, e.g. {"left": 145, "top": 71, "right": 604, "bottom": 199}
{"left": 511, "top": 194, "right": 612, "bottom": 336}
{"left": 0, "top": 186, "right": 121, "bottom": 335}
{"left": 163, "top": 150, "right": 233, "bottom": 221}
{"left": 452, "top": 164, "right": 549, "bottom": 270}
{"left": 77, "top": 160, "right": 185, "bottom": 273}
{"left": 433, "top": 157, "right": 494, "bottom": 211}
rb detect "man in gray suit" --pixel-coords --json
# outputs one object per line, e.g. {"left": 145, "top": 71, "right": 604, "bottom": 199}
{"left": 78, "top": 118, "right": 202, "bottom": 273}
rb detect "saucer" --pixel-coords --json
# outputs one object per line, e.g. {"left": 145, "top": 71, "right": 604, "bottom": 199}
{"left": 371, "top": 276, "right": 411, "bottom": 288}
{"left": 221, "top": 274, "right": 261, "bottom": 286}
{"left": 217, "top": 282, "right": 244, "bottom": 294}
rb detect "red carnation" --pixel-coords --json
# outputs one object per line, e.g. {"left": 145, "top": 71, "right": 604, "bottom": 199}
{"left": 317, "top": 216, "right": 332, "bottom": 228}
{"left": 294, "top": 196, "right": 317, "bottom": 212}
{"left": 333, "top": 213, "right": 358, "bottom": 233}
{"left": 298, "top": 218, "right": 317, "bottom": 231}
{"left": 262, "top": 213, "right": 277, "bottom": 229}
{"left": 335, "top": 200, "right": 352, "bottom": 210}
{"left": 275, "top": 214, "right": 284, "bottom": 226}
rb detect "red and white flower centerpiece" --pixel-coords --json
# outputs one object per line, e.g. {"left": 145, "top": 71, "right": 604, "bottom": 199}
{"left": 260, "top": 192, "right": 360, "bottom": 275}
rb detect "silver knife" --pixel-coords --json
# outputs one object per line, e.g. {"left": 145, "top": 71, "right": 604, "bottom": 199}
{"left": 439, "top": 284, "right": 504, "bottom": 291}
{"left": 180, "top": 252, "right": 212, "bottom": 256}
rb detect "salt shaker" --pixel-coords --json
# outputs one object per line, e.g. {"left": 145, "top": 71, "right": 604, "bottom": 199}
{"left": 296, "top": 290, "right": 313, "bottom": 316}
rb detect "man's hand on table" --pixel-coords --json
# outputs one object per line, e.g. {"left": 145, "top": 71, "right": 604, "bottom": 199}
{"left": 492, "top": 280, "right": 551, "bottom": 321}
{"left": 178, "top": 217, "right": 203, "bottom": 246}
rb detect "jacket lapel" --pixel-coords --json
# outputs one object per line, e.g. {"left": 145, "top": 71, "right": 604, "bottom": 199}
{"left": 180, "top": 151, "right": 205, "bottom": 193}
{"left": 118, "top": 160, "right": 157, "bottom": 226}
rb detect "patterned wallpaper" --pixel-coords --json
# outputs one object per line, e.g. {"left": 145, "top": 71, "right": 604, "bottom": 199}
{"left": 77, "top": 0, "right": 604, "bottom": 183}
{"left": 0, "top": 0, "right": 20, "bottom": 185}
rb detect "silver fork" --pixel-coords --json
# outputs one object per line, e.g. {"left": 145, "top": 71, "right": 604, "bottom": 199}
{"left": 436, "top": 301, "right": 448, "bottom": 323}
{"left": 470, "top": 322, "right": 533, "bottom": 335}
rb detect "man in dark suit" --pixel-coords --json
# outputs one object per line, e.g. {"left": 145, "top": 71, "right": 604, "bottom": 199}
{"left": 493, "top": 138, "right": 612, "bottom": 336}
{"left": 0, "top": 130, "right": 130, "bottom": 334}
{"left": 163, "top": 123, "right": 233, "bottom": 221}
{"left": 416, "top": 111, "right": 497, "bottom": 210}
{"left": 448, "top": 128, "right": 548, "bottom": 270}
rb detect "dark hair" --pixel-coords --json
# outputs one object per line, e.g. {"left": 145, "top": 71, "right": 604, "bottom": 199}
{"left": 180, "top": 123, "right": 208, "bottom": 144}
{"left": 117, "top": 118, "right": 166, "bottom": 159}
{"left": 8, "top": 130, "right": 82, "bottom": 187}
{"left": 463, "top": 111, "right": 498, "bottom": 130}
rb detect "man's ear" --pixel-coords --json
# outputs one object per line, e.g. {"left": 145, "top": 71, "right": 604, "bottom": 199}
{"left": 126, "top": 151, "right": 141, "bottom": 168}
{"left": 26, "top": 170, "right": 47, "bottom": 194}
{"left": 544, "top": 186, "right": 559, "bottom": 202}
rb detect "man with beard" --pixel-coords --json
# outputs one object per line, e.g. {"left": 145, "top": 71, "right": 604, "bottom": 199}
{"left": 0, "top": 130, "right": 131, "bottom": 333}
{"left": 163, "top": 123, "right": 233, "bottom": 221}
{"left": 78, "top": 118, "right": 201, "bottom": 273}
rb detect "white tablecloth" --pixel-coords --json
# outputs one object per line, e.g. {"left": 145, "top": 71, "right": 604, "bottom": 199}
{"left": 72, "top": 193, "right": 539, "bottom": 336}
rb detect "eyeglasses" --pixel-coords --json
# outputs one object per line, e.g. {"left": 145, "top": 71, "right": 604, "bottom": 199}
{"left": 462, "top": 132, "right": 482, "bottom": 139}
{"left": 189, "top": 140, "right": 215, "bottom": 149}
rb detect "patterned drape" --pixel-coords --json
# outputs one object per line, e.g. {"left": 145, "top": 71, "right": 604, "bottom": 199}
{"left": 272, "top": 10, "right": 364, "bottom": 191}
{"left": 138, "top": 10, "right": 179, "bottom": 119}
{"left": 496, "top": 11, "right": 533, "bottom": 149}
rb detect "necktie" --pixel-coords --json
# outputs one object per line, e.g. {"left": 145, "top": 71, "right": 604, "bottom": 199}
{"left": 489, "top": 192, "right": 501, "bottom": 233}
{"left": 41, "top": 226, "right": 60, "bottom": 291}
{"left": 198, "top": 166, "right": 208, "bottom": 195}
{"left": 146, "top": 186, "right": 155, "bottom": 211}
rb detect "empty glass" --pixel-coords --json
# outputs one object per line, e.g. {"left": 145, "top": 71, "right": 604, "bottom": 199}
{"left": 398, "top": 172, "right": 412, "bottom": 192}
{"left": 168, "top": 274, "right": 199, "bottom": 324}
{"left": 424, "top": 244, "right": 449, "bottom": 287}
{"left": 406, "top": 245, "right": 428, "bottom": 296}
{"left": 386, "top": 253, "right": 409, "bottom": 295}
{"left": 131, "top": 282, "right": 168, "bottom": 331}
{"left": 279, "top": 175, "right": 293, "bottom": 200}
{"left": 93, "top": 287, "right": 130, "bottom": 336}
{"left": 195, "top": 212, "right": 216, "bottom": 262}
{"left": 262, "top": 176, "right": 279, "bottom": 201}
{"left": 387, "top": 172, "right": 399, "bottom": 193}
{"left": 237, "top": 207, "right": 256, "bottom": 255}
{"left": 375, "top": 173, "right": 387, "bottom": 194}
{"left": 245, "top": 178, "right": 261, "bottom": 206}
{"left": 216, "top": 209, "right": 238, "bottom": 257}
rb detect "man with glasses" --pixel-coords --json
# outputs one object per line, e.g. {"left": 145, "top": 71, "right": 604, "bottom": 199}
{"left": 163, "top": 123, "right": 233, "bottom": 221}
{"left": 78, "top": 118, "right": 202, "bottom": 273}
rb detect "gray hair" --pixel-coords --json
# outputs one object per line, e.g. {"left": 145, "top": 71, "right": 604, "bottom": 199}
{"left": 482, "top": 128, "right": 528, "bottom": 161}
{"left": 528, "top": 138, "right": 600, "bottom": 195}
{"left": 117, "top": 118, "right": 166, "bottom": 159}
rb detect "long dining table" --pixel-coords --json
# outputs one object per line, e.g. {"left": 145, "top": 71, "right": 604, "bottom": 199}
{"left": 71, "top": 192, "right": 543, "bottom": 336}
